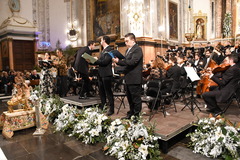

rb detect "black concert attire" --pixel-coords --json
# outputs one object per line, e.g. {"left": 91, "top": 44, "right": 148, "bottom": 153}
{"left": 165, "top": 64, "right": 181, "bottom": 94}
{"left": 202, "top": 64, "right": 240, "bottom": 114}
{"left": 116, "top": 44, "right": 143, "bottom": 117}
{"left": 30, "top": 74, "right": 40, "bottom": 80}
{"left": 73, "top": 46, "right": 92, "bottom": 97}
{"left": 94, "top": 46, "right": 115, "bottom": 113}
{"left": 67, "top": 67, "right": 79, "bottom": 95}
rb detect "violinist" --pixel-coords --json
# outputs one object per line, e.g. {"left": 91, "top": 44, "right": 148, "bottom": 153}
{"left": 220, "top": 47, "right": 232, "bottom": 64}
{"left": 202, "top": 54, "right": 240, "bottom": 116}
{"left": 193, "top": 53, "right": 205, "bottom": 74}
{"left": 205, "top": 42, "right": 214, "bottom": 52}
{"left": 233, "top": 41, "right": 240, "bottom": 54}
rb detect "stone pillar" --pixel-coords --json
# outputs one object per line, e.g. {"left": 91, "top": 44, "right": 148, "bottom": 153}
{"left": 86, "top": 0, "right": 95, "bottom": 41}
{"left": 226, "top": 0, "right": 232, "bottom": 13}
{"left": 8, "top": 38, "right": 14, "bottom": 70}
{"left": 232, "top": 0, "right": 238, "bottom": 39}
{"left": 215, "top": 0, "right": 223, "bottom": 38}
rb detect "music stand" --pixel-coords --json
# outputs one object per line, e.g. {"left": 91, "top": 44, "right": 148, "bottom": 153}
{"left": 181, "top": 67, "right": 201, "bottom": 115}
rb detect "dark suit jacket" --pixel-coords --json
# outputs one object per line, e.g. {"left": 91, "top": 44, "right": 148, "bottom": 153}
{"left": 73, "top": 46, "right": 91, "bottom": 75}
{"left": 166, "top": 64, "right": 181, "bottom": 93}
{"left": 117, "top": 44, "right": 143, "bottom": 84}
{"left": 211, "top": 64, "right": 240, "bottom": 102}
{"left": 94, "top": 46, "right": 113, "bottom": 77}
{"left": 30, "top": 74, "right": 40, "bottom": 80}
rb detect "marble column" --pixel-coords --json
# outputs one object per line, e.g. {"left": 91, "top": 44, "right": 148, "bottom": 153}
{"left": 215, "top": 0, "right": 223, "bottom": 38}
{"left": 226, "top": 0, "right": 232, "bottom": 13}
{"left": 8, "top": 38, "right": 14, "bottom": 70}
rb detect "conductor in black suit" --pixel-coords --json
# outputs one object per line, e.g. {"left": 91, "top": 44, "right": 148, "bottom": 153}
{"left": 113, "top": 33, "right": 143, "bottom": 120}
{"left": 202, "top": 54, "right": 240, "bottom": 116}
{"left": 94, "top": 36, "right": 115, "bottom": 116}
{"left": 73, "top": 40, "right": 95, "bottom": 98}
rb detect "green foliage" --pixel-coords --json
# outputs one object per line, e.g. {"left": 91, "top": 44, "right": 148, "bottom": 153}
{"left": 223, "top": 12, "right": 232, "bottom": 38}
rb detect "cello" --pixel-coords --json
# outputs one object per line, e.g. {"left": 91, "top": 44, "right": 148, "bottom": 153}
{"left": 196, "top": 51, "right": 218, "bottom": 95}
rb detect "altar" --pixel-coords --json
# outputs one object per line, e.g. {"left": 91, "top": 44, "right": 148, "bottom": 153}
{"left": 0, "top": 108, "right": 48, "bottom": 139}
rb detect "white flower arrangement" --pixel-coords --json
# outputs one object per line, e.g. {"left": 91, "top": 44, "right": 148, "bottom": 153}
{"left": 29, "top": 87, "right": 64, "bottom": 122}
{"left": 104, "top": 117, "right": 161, "bottom": 160}
{"left": 70, "top": 107, "right": 111, "bottom": 144}
{"left": 54, "top": 104, "right": 80, "bottom": 133}
{"left": 39, "top": 95, "right": 64, "bottom": 122}
{"left": 187, "top": 115, "right": 240, "bottom": 159}
{"left": 28, "top": 88, "right": 162, "bottom": 158}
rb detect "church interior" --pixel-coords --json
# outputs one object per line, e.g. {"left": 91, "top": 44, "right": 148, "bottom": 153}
{"left": 0, "top": 0, "right": 240, "bottom": 160}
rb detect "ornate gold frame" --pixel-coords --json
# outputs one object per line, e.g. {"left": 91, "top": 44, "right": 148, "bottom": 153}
{"left": 193, "top": 10, "right": 207, "bottom": 41}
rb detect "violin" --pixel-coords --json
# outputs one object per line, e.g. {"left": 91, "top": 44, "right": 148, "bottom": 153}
{"left": 165, "top": 63, "right": 172, "bottom": 71}
{"left": 212, "top": 63, "right": 230, "bottom": 74}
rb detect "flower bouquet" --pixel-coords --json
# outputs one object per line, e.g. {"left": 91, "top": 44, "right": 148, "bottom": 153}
{"left": 187, "top": 115, "right": 240, "bottom": 160}
{"left": 104, "top": 117, "right": 161, "bottom": 160}
{"left": 29, "top": 87, "right": 64, "bottom": 122}
{"left": 54, "top": 104, "right": 80, "bottom": 134}
{"left": 69, "top": 107, "right": 112, "bottom": 144}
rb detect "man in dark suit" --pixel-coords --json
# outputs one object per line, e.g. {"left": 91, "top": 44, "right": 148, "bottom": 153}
{"left": 73, "top": 40, "right": 95, "bottom": 98}
{"left": 202, "top": 54, "right": 240, "bottom": 116}
{"left": 30, "top": 70, "right": 40, "bottom": 80}
{"left": 94, "top": 36, "right": 115, "bottom": 116}
{"left": 113, "top": 33, "right": 143, "bottom": 120}
{"left": 166, "top": 57, "right": 181, "bottom": 94}
{"left": 205, "top": 42, "right": 214, "bottom": 52}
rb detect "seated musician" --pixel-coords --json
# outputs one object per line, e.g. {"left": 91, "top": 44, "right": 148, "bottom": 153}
{"left": 165, "top": 57, "right": 181, "bottom": 94}
{"left": 202, "top": 54, "right": 240, "bottom": 116}
{"left": 193, "top": 53, "right": 205, "bottom": 75}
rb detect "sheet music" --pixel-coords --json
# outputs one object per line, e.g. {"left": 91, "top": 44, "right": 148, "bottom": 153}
{"left": 184, "top": 66, "right": 200, "bottom": 82}
{"left": 82, "top": 53, "right": 97, "bottom": 64}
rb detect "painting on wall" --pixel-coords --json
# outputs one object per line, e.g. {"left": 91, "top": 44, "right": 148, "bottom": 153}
{"left": 169, "top": 1, "right": 178, "bottom": 40}
{"left": 94, "top": 0, "right": 120, "bottom": 38}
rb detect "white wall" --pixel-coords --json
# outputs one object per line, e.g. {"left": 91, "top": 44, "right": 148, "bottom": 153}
{"left": 20, "top": 0, "right": 33, "bottom": 23}
{"left": 0, "top": 1, "right": 15, "bottom": 25}
{"left": 0, "top": 0, "right": 33, "bottom": 25}
{"left": 49, "top": 0, "right": 68, "bottom": 49}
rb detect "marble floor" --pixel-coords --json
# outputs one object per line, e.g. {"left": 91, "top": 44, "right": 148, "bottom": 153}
{"left": 0, "top": 95, "right": 239, "bottom": 160}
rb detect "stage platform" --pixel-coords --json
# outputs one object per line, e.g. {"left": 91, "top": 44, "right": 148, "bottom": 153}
{"left": 60, "top": 96, "right": 101, "bottom": 107}
{"left": 51, "top": 95, "right": 240, "bottom": 153}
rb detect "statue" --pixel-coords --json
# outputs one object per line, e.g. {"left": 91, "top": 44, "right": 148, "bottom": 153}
{"left": 196, "top": 21, "right": 203, "bottom": 39}
{"left": 7, "top": 83, "right": 32, "bottom": 113}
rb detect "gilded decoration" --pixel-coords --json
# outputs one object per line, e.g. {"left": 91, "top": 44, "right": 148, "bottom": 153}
{"left": 237, "top": 1, "right": 240, "bottom": 34}
{"left": 94, "top": 0, "right": 120, "bottom": 38}
{"left": 169, "top": 1, "right": 178, "bottom": 40}
{"left": 193, "top": 10, "right": 207, "bottom": 41}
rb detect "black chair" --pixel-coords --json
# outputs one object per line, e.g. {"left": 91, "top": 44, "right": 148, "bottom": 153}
{"left": 156, "top": 79, "right": 177, "bottom": 118}
{"left": 143, "top": 78, "right": 177, "bottom": 121}
{"left": 113, "top": 78, "right": 127, "bottom": 114}
{"left": 221, "top": 80, "right": 240, "bottom": 113}
{"left": 114, "top": 92, "right": 127, "bottom": 114}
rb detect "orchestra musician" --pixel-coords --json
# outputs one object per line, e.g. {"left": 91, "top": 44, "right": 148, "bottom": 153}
{"left": 165, "top": 57, "right": 181, "bottom": 94}
{"left": 202, "top": 54, "right": 240, "bottom": 116}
